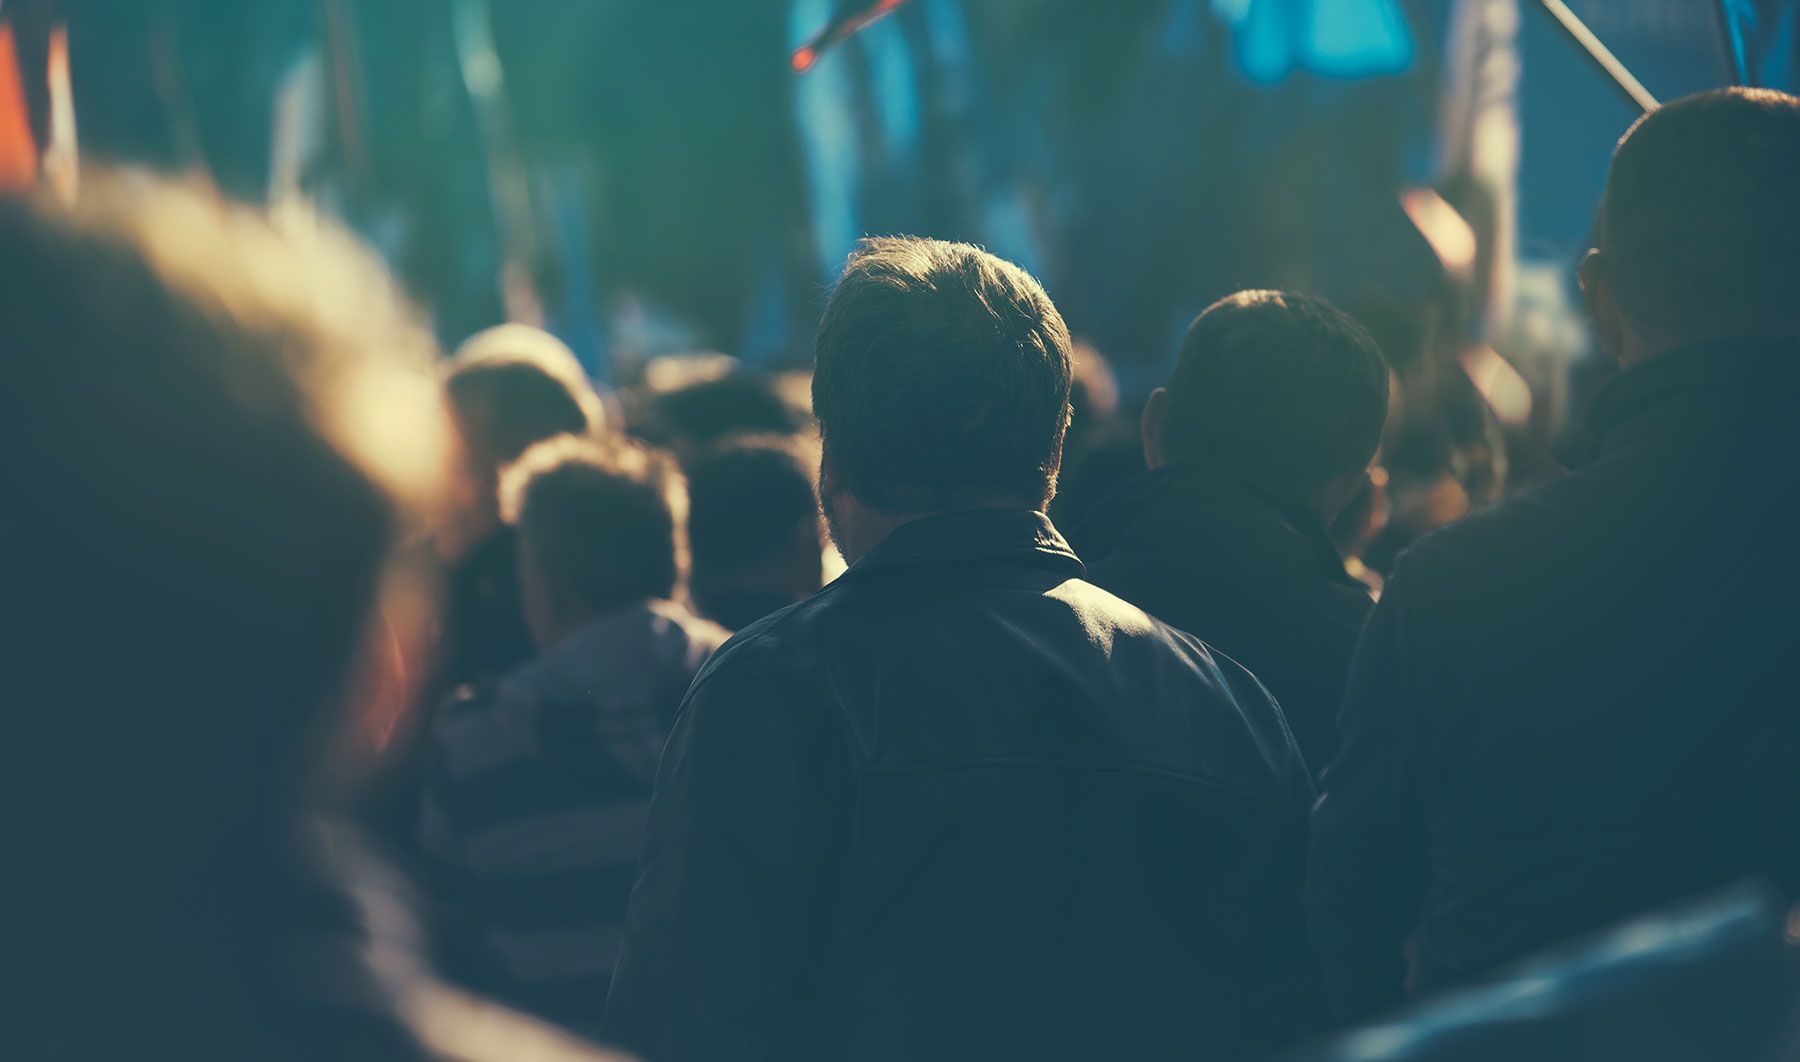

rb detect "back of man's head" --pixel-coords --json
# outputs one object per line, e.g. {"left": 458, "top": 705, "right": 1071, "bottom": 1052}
{"left": 1598, "top": 87, "right": 1800, "bottom": 347}
{"left": 1156, "top": 290, "right": 1389, "bottom": 498}
{"left": 446, "top": 324, "right": 604, "bottom": 470}
{"left": 503, "top": 437, "right": 687, "bottom": 620}
{"left": 813, "top": 237, "right": 1073, "bottom": 511}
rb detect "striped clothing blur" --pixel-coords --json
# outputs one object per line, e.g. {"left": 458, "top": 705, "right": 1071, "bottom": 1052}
{"left": 419, "top": 599, "right": 729, "bottom": 1037}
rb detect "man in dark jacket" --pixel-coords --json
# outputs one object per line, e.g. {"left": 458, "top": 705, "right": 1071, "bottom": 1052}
{"left": 1307, "top": 87, "right": 1800, "bottom": 1023}
{"left": 1071, "top": 291, "right": 1388, "bottom": 773}
{"left": 602, "top": 237, "right": 1321, "bottom": 1062}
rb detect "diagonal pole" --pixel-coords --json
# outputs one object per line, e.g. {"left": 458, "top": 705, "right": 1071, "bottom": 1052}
{"left": 1529, "top": 0, "right": 1659, "bottom": 113}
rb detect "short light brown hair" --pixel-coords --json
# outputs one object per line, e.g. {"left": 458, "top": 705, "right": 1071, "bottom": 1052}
{"left": 812, "top": 237, "right": 1073, "bottom": 511}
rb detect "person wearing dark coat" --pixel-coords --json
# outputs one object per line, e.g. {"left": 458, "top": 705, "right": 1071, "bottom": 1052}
{"left": 1071, "top": 291, "right": 1388, "bottom": 774}
{"left": 1307, "top": 87, "right": 1800, "bottom": 1025}
{"left": 602, "top": 238, "right": 1322, "bottom": 1062}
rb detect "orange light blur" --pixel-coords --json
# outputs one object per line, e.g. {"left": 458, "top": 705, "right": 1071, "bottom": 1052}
{"left": 0, "top": 23, "right": 39, "bottom": 191}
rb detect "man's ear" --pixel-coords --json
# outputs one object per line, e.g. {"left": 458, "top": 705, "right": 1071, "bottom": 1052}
{"left": 1140, "top": 388, "right": 1169, "bottom": 470}
{"left": 1579, "top": 249, "right": 1624, "bottom": 360}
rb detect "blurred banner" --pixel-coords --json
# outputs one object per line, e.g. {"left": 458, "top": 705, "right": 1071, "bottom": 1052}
{"left": 1438, "top": 0, "right": 1520, "bottom": 342}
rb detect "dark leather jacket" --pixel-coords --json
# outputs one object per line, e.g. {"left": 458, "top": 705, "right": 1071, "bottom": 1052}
{"left": 1307, "top": 342, "right": 1800, "bottom": 1022}
{"left": 603, "top": 510, "right": 1321, "bottom": 1062}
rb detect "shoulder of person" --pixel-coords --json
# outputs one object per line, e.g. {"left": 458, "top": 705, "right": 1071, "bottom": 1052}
{"left": 1388, "top": 469, "right": 1604, "bottom": 608}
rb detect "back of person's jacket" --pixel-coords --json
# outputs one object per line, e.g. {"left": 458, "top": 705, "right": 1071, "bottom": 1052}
{"left": 603, "top": 510, "right": 1322, "bottom": 1062}
{"left": 420, "top": 600, "right": 729, "bottom": 1036}
{"left": 1308, "top": 342, "right": 1800, "bottom": 1020}
{"left": 1072, "top": 464, "right": 1373, "bottom": 775}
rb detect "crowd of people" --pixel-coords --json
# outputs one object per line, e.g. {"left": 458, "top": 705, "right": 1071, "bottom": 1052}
{"left": 5, "top": 85, "right": 1800, "bottom": 1062}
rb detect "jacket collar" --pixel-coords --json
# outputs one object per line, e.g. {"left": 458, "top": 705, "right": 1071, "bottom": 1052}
{"left": 516, "top": 598, "right": 706, "bottom": 691}
{"left": 846, "top": 509, "right": 1085, "bottom": 580}
{"left": 1584, "top": 338, "right": 1800, "bottom": 461}
{"left": 1071, "top": 462, "right": 1357, "bottom": 589}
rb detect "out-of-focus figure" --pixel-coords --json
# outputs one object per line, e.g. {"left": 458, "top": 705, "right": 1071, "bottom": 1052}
{"left": 602, "top": 237, "right": 1322, "bottom": 1062}
{"left": 0, "top": 176, "right": 622, "bottom": 1062}
{"left": 361, "top": 323, "right": 611, "bottom": 861}
{"left": 439, "top": 324, "right": 609, "bottom": 694}
{"left": 628, "top": 366, "right": 810, "bottom": 465}
{"left": 683, "top": 434, "right": 826, "bottom": 630}
{"left": 1071, "top": 291, "right": 1389, "bottom": 775}
{"left": 1047, "top": 338, "right": 1145, "bottom": 530}
{"left": 420, "top": 436, "right": 727, "bottom": 1038}
{"left": 1287, "top": 883, "right": 1800, "bottom": 1062}
{"left": 1309, "top": 87, "right": 1800, "bottom": 1024}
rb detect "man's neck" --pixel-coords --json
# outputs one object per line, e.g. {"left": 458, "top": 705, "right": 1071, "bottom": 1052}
{"left": 833, "top": 509, "right": 944, "bottom": 567}
{"left": 831, "top": 503, "right": 1047, "bottom": 567}
{"left": 1151, "top": 458, "right": 1342, "bottom": 529}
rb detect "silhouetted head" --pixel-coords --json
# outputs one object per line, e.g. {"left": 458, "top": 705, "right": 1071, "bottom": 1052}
{"left": 442, "top": 324, "right": 604, "bottom": 557}
{"left": 2, "top": 175, "right": 449, "bottom": 1052}
{"left": 502, "top": 436, "right": 687, "bottom": 651}
{"left": 812, "top": 237, "right": 1073, "bottom": 561}
{"left": 685, "top": 435, "right": 825, "bottom": 629}
{"left": 1143, "top": 290, "right": 1389, "bottom": 524}
{"left": 1581, "top": 87, "right": 1800, "bottom": 365}
{"left": 634, "top": 370, "right": 809, "bottom": 462}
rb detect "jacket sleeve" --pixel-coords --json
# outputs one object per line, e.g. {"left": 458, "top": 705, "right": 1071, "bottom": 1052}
{"left": 601, "top": 669, "right": 844, "bottom": 1062}
{"left": 1305, "top": 566, "right": 1429, "bottom": 1024}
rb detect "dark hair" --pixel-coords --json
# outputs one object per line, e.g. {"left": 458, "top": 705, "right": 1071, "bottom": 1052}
{"left": 636, "top": 371, "right": 809, "bottom": 454}
{"left": 503, "top": 437, "right": 686, "bottom": 610}
{"left": 685, "top": 435, "right": 820, "bottom": 574}
{"left": 1599, "top": 87, "right": 1800, "bottom": 342}
{"left": 812, "top": 236, "right": 1073, "bottom": 511}
{"left": 446, "top": 325, "right": 602, "bottom": 466}
{"left": 1160, "top": 290, "right": 1389, "bottom": 494}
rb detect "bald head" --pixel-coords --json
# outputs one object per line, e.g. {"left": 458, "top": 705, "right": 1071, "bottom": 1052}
{"left": 1587, "top": 87, "right": 1800, "bottom": 359}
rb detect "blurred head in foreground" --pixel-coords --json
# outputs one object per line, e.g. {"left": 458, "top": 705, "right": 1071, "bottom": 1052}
{"left": 1142, "top": 290, "right": 1389, "bottom": 526}
{"left": 684, "top": 435, "right": 825, "bottom": 630}
{"left": 442, "top": 324, "right": 605, "bottom": 559}
{"left": 812, "top": 236, "right": 1073, "bottom": 562}
{"left": 0, "top": 175, "right": 451, "bottom": 1054}
{"left": 502, "top": 436, "right": 689, "bottom": 651}
{"left": 1581, "top": 87, "right": 1800, "bottom": 367}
